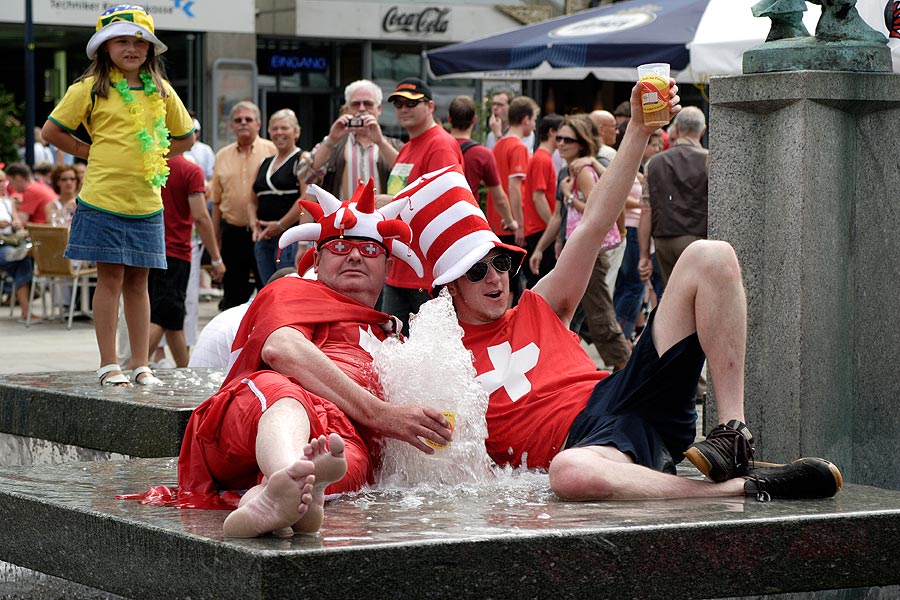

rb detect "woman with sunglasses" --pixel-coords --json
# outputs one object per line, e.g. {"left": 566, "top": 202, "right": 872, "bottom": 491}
{"left": 46, "top": 164, "right": 79, "bottom": 226}
{"left": 532, "top": 114, "right": 631, "bottom": 370}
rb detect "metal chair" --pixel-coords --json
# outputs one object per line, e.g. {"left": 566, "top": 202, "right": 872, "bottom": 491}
{"left": 0, "top": 267, "right": 15, "bottom": 317}
{"left": 26, "top": 224, "right": 98, "bottom": 329}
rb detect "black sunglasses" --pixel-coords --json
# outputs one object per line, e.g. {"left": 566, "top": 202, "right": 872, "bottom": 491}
{"left": 233, "top": 116, "right": 255, "bottom": 123}
{"left": 465, "top": 254, "right": 514, "bottom": 283}
{"left": 555, "top": 135, "right": 580, "bottom": 145}
{"left": 392, "top": 98, "right": 425, "bottom": 109}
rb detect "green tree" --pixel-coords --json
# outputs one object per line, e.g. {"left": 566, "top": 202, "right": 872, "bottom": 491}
{"left": 0, "top": 87, "right": 23, "bottom": 167}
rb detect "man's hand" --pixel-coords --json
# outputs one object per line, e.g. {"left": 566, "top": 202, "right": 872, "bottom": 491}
{"left": 638, "top": 256, "right": 653, "bottom": 283}
{"left": 357, "top": 113, "right": 385, "bottom": 144}
{"left": 209, "top": 261, "right": 226, "bottom": 282}
{"left": 630, "top": 79, "right": 681, "bottom": 135}
{"left": 514, "top": 227, "right": 526, "bottom": 247}
{"left": 489, "top": 113, "right": 503, "bottom": 139}
{"left": 529, "top": 248, "right": 543, "bottom": 275}
{"left": 375, "top": 404, "right": 454, "bottom": 454}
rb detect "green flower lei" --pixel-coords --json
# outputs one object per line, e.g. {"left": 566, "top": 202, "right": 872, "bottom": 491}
{"left": 111, "top": 69, "right": 171, "bottom": 188}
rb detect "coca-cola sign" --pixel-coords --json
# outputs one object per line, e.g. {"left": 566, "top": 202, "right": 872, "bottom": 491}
{"left": 382, "top": 6, "right": 450, "bottom": 35}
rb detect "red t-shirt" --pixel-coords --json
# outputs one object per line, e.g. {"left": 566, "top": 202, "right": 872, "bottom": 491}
{"left": 460, "top": 290, "right": 609, "bottom": 469}
{"left": 19, "top": 181, "right": 57, "bottom": 224}
{"left": 488, "top": 135, "right": 528, "bottom": 234}
{"left": 456, "top": 138, "right": 501, "bottom": 196}
{"left": 522, "top": 147, "right": 557, "bottom": 237}
{"left": 161, "top": 155, "right": 206, "bottom": 262}
{"left": 385, "top": 124, "right": 464, "bottom": 290}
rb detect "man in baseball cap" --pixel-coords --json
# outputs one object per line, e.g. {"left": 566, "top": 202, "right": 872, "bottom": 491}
{"left": 387, "top": 77, "right": 432, "bottom": 102}
{"left": 86, "top": 4, "right": 168, "bottom": 59}
{"left": 381, "top": 76, "right": 464, "bottom": 335}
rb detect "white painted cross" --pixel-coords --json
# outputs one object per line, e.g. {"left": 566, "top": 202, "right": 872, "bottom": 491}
{"left": 358, "top": 325, "right": 382, "bottom": 356}
{"left": 475, "top": 341, "right": 540, "bottom": 402}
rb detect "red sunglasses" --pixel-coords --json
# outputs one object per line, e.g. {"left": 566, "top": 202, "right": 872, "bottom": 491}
{"left": 321, "top": 238, "right": 386, "bottom": 258}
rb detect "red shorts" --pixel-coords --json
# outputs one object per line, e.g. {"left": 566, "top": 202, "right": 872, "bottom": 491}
{"left": 199, "top": 371, "right": 372, "bottom": 495}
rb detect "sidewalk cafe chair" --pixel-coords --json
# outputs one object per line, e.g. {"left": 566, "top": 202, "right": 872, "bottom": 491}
{"left": 26, "top": 224, "right": 98, "bottom": 329}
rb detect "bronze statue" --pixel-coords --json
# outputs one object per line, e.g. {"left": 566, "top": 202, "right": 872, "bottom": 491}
{"left": 752, "top": 0, "right": 886, "bottom": 42}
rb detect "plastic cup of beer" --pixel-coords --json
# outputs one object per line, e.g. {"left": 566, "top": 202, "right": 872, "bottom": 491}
{"left": 637, "top": 63, "right": 671, "bottom": 127}
{"left": 424, "top": 412, "right": 456, "bottom": 450}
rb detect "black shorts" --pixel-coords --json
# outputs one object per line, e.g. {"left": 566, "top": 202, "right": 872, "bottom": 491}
{"left": 149, "top": 256, "right": 191, "bottom": 331}
{"left": 564, "top": 310, "right": 704, "bottom": 474}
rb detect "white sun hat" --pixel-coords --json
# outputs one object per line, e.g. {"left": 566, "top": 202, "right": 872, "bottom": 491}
{"left": 86, "top": 5, "right": 168, "bottom": 60}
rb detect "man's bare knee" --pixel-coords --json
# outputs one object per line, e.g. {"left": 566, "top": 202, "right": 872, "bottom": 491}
{"left": 681, "top": 240, "right": 741, "bottom": 282}
{"left": 549, "top": 451, "right": 614, "bottom": 501}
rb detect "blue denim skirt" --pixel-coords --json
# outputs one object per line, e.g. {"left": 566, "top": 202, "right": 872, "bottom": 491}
{"left": 65, "top": 203, "right": 166, "bottom": 268}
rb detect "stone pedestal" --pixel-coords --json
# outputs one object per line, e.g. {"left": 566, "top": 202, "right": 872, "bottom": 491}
{"left": 708, "top": 71, "right": 900, "bottom": 490}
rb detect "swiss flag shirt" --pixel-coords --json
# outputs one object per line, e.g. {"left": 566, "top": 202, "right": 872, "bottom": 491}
{"left": 460, "top": 291, "right": 608, "bottom": 469}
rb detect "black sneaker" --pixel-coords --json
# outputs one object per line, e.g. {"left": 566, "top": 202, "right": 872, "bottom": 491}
{"left": 684, "top": 419, "right": 755, "bottom": 482}
{"left": 744, "top": 458, "right": 843, "bottom": 502}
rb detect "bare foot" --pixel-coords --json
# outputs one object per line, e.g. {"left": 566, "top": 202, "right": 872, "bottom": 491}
{"left": 292, "top": 433, "right": 348, "bottom": 534}
{"left": 222, "top": 460, "right": 315, "bottom": 538}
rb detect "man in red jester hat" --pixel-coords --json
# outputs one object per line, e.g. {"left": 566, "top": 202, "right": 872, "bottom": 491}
{"left": 176, "top": 178, "right": 453, "bottom": 537}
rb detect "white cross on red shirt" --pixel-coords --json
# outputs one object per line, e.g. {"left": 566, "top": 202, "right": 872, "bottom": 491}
{"left": 475, "top": 341, "right": 540, "bottom": 403}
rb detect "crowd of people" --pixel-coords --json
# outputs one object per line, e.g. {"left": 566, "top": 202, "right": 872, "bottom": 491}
{"left": 5, "top": 4, "right": 845, "bottom": 539}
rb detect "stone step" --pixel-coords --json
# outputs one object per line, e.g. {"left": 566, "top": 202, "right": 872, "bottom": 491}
{"left": 1, "top": 458, "right": 899, "bottom": 599}
{"left": 0, "top": 369, "right": 223, "bottom": 459}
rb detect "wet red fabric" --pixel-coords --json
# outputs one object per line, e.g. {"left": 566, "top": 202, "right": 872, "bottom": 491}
{"left": 120, "top": 277, "right": 393, "bottom": 510}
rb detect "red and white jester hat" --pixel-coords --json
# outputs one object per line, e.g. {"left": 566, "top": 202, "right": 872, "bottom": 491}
{"left": 392, "top": 165, "right": 525, "bottom": 286}
{"left": 278, "top": 177, "right": 424, "bottom": 277}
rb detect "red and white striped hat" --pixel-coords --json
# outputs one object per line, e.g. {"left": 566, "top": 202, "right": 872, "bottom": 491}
{"left": 393, "top": 165, "right": 524, "bottom": 286}
{"left": 279, "top": 178, "right": 424, "bottom": 277}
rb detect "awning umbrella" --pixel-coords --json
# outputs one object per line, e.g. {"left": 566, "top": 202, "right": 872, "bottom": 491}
{"left": 426, "top": 0, "right": 895, "bottom": 83}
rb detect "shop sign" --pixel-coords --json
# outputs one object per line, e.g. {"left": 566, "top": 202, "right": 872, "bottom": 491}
{"left": 2, "top": 0, "right": 255, "bottom": 33}
{"left": 382, "top": 6, "right": 450, "bottom": 35}
{"left": 258, "top": 49, "right": 329, "bottom": 75}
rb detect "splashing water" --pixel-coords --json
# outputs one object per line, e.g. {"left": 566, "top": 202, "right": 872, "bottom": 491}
{"left": 373, "top": 291, "right": 495, "bottom": 490}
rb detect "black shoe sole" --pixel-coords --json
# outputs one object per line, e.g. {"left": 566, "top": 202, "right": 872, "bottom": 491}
{"left": 684, "top": 445, "right": 782, "bottom": 482}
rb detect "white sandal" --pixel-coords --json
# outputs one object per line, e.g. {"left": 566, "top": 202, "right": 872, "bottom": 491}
{"left": 132, "top": 365, "right": 163, "bottom": 386}
{"left": 98, "top": 364, "right": 132, "bottom": 387}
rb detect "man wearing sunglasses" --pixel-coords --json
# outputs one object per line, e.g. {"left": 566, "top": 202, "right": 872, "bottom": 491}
{"left": 210, "top": 101, "right": 276, "bottom": 310}
{"left": 176, "top": 179, "right": 453, "bottom": 537}
{"left": 405, "top": 82, "right": 842, "bottom": 505}
{"left": 381, "top": 77, "right": 465, "bottom": 336}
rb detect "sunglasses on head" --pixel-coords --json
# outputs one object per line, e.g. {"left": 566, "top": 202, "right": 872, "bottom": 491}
{"left": 233, "top": 116, "right": 255, "bottom": 124}
{"left": 320, "top": 238, "right": 386, "bottom": 258}
{"left": 465, "top": 253, "right": 514, "bottom": 283}
{"left": 392, "top": 98, "right": 425, "bottom": 109}
{"left": 555, "top": 135, "right": 580, "bottom": 145}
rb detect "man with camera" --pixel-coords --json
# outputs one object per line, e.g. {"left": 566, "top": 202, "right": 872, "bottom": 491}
{"left": 310, "top": 80, "right": 404, "bottom": 199}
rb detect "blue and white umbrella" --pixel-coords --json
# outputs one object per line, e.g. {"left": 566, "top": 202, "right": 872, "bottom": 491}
{"left": 426, "top": 0, "right": 896, "bottom": 82}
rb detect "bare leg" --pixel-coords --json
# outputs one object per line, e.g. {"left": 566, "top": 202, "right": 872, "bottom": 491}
{"left": 93, "top": 262, "right": 126, "bottom": 374}
{"left": 649, "top": 240, "right": 746, "bottom": 423}
{"left": 122, "top": 266, "right": 152, "bottom": 372}
{"left": 292, "top": 433, "right": 348, "bottom": 534}
{"left": 221, "top": 401, "right": 346, "bottom": 537}
{"left": 549, "top": 445, "right": 745, "bottom": 501}
{"left": 164, "top": 329, "right": 190, "bottom": 367}
{"left": 223, "top": 399, "right": 315, "bottom": 537}
{"left": 148, "top": 323, "right": 165, "bottom": 360}
{"left": 15, "top": 283, "right": 40, "bottom": 321}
